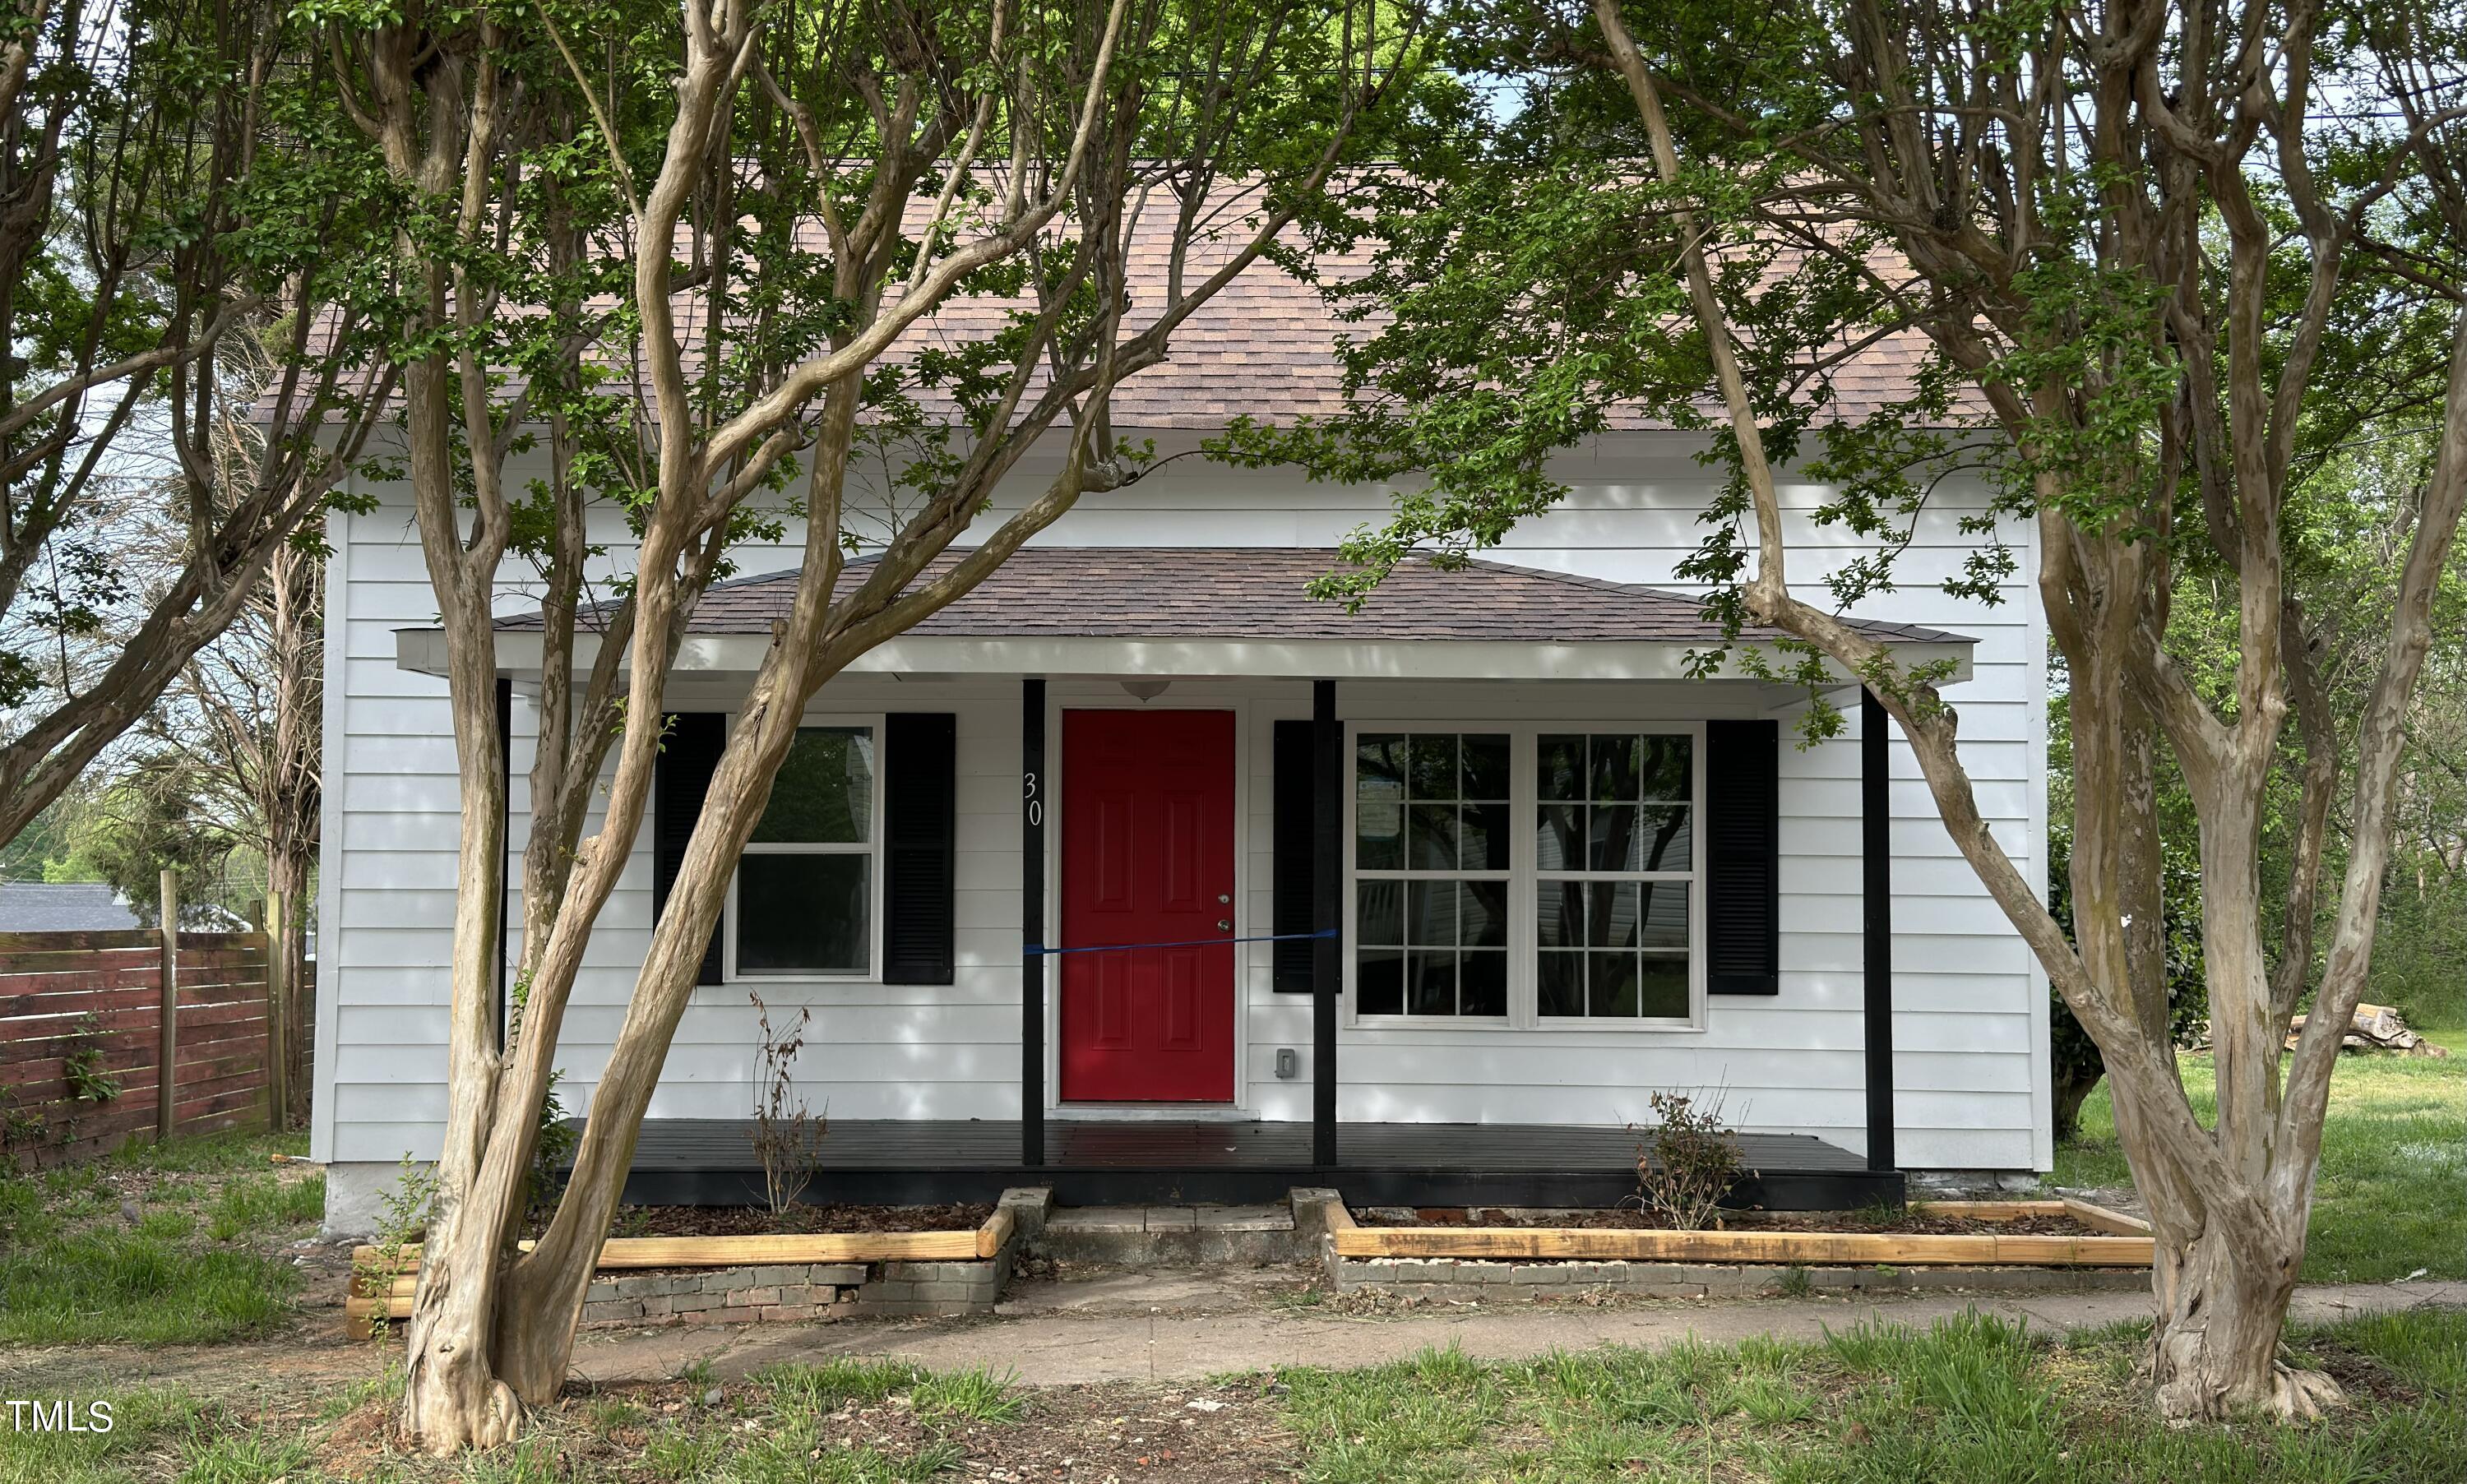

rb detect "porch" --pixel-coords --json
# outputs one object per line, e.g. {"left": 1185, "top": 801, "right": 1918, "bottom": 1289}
{"left": 428, "top": 545, "right": 1993, "bottom": 1207}
{"left": 615, "top": 1116, "right": 1895, "bottom": 1210}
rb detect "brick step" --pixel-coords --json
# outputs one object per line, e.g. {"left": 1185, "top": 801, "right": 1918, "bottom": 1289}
{"left": 1033, "top": 1199, "right": 1306, "bottom": 1266}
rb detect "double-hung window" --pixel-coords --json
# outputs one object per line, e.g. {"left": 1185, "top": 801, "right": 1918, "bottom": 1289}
{"left": 731, "top": 724, "right": 879, "bottom": 977}
{"left": 1352, "top": 733, "right": 1511, "bottom": 1018}
{"left": 1347, "top": 724, "right": 1702, "bottom": 1027}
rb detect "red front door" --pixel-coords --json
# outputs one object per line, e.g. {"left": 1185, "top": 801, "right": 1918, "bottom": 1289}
{"left": 1059, "top": 709, "right": 1238, "bottom": 1102}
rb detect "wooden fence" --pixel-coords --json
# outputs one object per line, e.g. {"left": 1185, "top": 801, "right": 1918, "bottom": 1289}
{"left": 0, "top": 926, "right": 274, "bottom": 1165}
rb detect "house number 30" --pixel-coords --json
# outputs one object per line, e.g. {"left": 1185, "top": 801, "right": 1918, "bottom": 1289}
{"left": 1023, "top": 771, "right": 1042, "bottom": 827}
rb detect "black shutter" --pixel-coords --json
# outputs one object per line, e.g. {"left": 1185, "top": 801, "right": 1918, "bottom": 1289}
{"left": 1272, "top": 719, "right": 1317, "bottom": 992}
{"left": 654, "top": 712, "right": 727, "bottom": 986}
{"left": 882, "top": 712, "right": 958, "bottom": 985}
{"left": 1705, "top": 718, "right": 1780, "bottom": 995}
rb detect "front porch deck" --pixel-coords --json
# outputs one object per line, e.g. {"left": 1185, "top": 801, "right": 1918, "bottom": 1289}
{"left": 616, "top": 1118, "right": 1900, "bottom": 1211}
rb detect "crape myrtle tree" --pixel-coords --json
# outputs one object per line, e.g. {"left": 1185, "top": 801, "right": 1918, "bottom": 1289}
{"left": 312, "top": 0, "right": 1441, "bottom": 1450}
{"left": 0, "top": 0, "right": 396, "bottom": 847}
{"left": 1220, "top": 0, "right": 2467, "bottom": 1422}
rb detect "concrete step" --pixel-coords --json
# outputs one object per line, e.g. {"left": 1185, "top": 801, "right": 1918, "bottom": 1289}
{"left": 1033, "top": 1201, "right": 1304, "bottom": 1266}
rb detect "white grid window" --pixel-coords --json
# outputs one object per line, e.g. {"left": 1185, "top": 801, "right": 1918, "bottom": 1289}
{"left": 1352, "top": 733, "right": 1511, "bottom": 1017}
{"left": 1534, "top": 733, "right": 1694, "bottom": 1019}
{"left": 1346, "top": 724, "right": 1704, "bottom": 1028}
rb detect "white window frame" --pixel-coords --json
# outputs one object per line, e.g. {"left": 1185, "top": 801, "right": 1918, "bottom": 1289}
{"left": 1530, "top": 726, "right": 1706, "bottom": 1029}
{"left": 724, "top": 712, "right": 887, "bottom": 982}
{"left": 1345, "top": 728, "right": 1516, "bottom": 1027}
{"left": 1342, "top": 720, "right": 1707, "bottom": 1032}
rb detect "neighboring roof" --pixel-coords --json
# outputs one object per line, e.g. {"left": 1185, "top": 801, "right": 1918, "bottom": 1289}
{"left": 0, "top": 881, "right": 141, "bottom": 932}
{"left": 494, "top": 547, "right": 1971, "bottom": 647}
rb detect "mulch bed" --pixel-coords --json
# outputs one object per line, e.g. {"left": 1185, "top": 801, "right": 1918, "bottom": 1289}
{"left": 604, "top": 1202, "right": 995, "bottom": 1238}
{"left": 1356, "top": 1204, "right": 2104, "bottom": 1237}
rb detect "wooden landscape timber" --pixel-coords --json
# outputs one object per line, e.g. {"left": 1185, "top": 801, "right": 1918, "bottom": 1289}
{"left": 1909, "top": 1197, "right": 2154, "bottom": 1236}
{"left": 346, "top": 1207, "right": 1014, "bottom": 1327}
{"left": 1330, "top": 1197, "right": 2155, "bottom": 1267}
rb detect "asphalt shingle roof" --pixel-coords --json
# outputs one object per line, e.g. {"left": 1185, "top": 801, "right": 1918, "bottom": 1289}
{"left": 497, "top": 548, "right": 1970, "bottom": 646}
{"left": 303, "top": 187, "right": 1963, "bottom": 432}
{"left": 0, "top": 882, "right": 141, "bottom": 932}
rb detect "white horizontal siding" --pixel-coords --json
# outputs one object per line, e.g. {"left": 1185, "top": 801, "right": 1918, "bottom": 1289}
{"left": 311, "top": 434, "right": 2053, "bottom": 1173}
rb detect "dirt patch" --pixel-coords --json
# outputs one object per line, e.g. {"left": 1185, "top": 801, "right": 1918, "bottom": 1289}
{"left": 1357, "top": 1205, "right": 2107, "bottom": 1237}
{"left": 596, "top": 1202, "right": 995, "bottom": 1238}
{"left": 2298, "top": 1339, "right": 2428, "bottom": 1411}
{"left": 307, "top": 1370, "right": 1296, "bottom": 1482}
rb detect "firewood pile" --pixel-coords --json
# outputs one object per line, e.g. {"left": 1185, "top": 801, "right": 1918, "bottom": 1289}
{"left": 2284, "top": 1003, "right": 2449, "bottom": 1057}
{"left": 2186, "top": 1003, "right": 2450, "bottom": 1057}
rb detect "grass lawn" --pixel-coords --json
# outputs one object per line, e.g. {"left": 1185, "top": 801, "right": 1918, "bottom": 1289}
{"left": 0, "top": 1129, "right": 322, "bottom": 1346}
{"left": 2053, "top": 1026, "right": 2466, "bottom": 1283}
{"left": 7, "top": 1310, "right": 2462, "bottom": 1482}
{"left": 1277, "top": 1311, "right": 2467, "bottom": 1484}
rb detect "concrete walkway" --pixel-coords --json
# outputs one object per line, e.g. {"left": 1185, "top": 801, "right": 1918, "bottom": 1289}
{"left": 568, "top": 1273, "right": 2467, "bottom": 1389}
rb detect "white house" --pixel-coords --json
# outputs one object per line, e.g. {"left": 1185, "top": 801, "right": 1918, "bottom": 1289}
{"left": 312, "top": 271, "right": 2051, "bottom": 1232}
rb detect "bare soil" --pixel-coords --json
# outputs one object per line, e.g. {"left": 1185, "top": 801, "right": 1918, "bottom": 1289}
{"left": 602, "top": 1202, "right": 995, "bottom": 1238}
{"left": 1357, "top": 1204, "right": 2106, "bottom": 1237}
{"left": 305, "top": 1370, "right": 1297, "bottom": 1482}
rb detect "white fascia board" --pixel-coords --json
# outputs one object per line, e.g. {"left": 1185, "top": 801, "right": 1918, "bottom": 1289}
{"left": 397, "top": 626, "right": 1974, "bottom": 686}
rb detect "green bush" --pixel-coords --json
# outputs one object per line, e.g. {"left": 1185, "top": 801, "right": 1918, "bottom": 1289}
{"left": 2369, "top": 876, "right": 2467, "bottom": 1030}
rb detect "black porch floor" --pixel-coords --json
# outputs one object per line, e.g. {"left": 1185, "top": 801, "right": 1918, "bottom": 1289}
{"left": 618, "top": 1119, "right": 1900, "bottom": 1211}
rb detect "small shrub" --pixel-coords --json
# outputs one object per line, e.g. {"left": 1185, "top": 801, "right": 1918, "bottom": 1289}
{"left": 1, "top": 1098, "right": 47, "bottom": 1158}
{"left": 748, "top": 992, "right": 826, "bottom": 1217}
{"left": 62, "top": 1013, "right": 123, "bottom": 1104}
{"left": 1632, "top": 1091, "right": 1743, "bottom": 1230}
{"left": 351, "top": 1153, "right": 437, "bottom": 1340}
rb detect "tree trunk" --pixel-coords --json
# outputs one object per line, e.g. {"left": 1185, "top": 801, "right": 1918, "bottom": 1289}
{"left": 2148, "top": 1218, "right": 2340, "bottom": 1421}
{"left": 2051, "top": 1067, "right": 2101, "bottom": 1145}
{"left": 266, "top": 848, "right": 314, "bottom": 1130}
{"left": 395, "top": 338, "right": 520, "bottom": 1452}
{"left": 260, "top": 529, "right": 322, "bottom": 1132}
{"left": 400, "top": 1203, "right": 523, "bottom": 1449}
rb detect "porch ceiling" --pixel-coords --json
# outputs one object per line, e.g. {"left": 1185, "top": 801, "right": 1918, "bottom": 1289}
{"left": 396, "top": 546, "right": 1976, "bottom": 684}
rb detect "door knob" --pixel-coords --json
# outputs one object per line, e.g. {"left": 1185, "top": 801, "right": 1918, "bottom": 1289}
{"left": 1217, "top": 919, "right": 1232, "bottom": 932}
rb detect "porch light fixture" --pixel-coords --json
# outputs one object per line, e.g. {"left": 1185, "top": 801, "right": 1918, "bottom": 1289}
{"left": 1119, "top": 678, "right": 1173, "bottom": 701}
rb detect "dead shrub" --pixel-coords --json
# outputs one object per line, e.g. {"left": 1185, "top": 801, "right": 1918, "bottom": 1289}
{"left": 748, "top": 992, "right": 827, "bottom": 1217}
